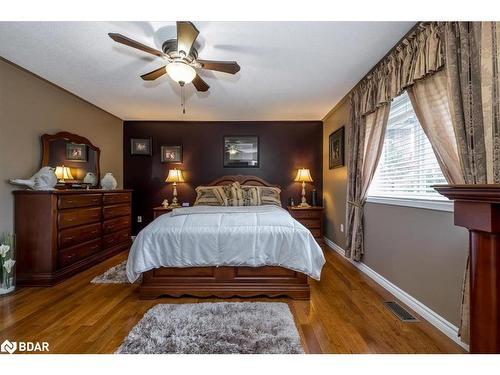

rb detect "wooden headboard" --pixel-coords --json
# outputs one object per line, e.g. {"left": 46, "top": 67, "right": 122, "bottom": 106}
{"left": 207, "top": 175, "right": 279, "bottom": 188}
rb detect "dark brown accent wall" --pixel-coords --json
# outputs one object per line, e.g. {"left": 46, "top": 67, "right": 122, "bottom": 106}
{"left": 124, "top": 121, "right": 323, "bottom": 233}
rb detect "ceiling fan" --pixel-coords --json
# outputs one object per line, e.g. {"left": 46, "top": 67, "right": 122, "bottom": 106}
{"left": 108, "top": 22, "right": 240, "bottom": 101}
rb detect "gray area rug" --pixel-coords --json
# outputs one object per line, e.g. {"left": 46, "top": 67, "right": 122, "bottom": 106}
{"left": 91, "top": 260, "right": 130, "bottom": 284}
{"left": 116, "top": 302, "right": 304, "bottom": 354}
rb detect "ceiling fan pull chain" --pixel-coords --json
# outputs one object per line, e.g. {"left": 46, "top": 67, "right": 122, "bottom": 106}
{"left": 180, "top": 84, "right": 186, "bottom": 115}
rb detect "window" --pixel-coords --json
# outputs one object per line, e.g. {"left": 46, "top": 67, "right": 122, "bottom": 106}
{"left": 368, "top": 91, "right": 448, "bottom": 204}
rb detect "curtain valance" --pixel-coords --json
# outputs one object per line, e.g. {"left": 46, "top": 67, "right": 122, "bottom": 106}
{"left": 352, "top": 22, "right": 444, "bottom": 116}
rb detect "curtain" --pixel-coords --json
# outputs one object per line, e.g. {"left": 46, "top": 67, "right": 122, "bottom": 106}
{"left": 440, "top": 21, "right": 499, "bottom": 344}
{"left": 345, "top": 22, "right": 443, "bottom": 261}
{"left": 356, "top": 22, "right": 444, "bottom": 116}
{"left": 346, "top": 102, "right": 390, "bottom": 260}
{"left": 407, "top": 70, "right": 465, "bottom": 184}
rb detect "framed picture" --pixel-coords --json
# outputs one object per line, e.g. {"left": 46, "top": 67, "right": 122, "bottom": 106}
{"left": 66, "top": 143, "right": 87, "bottom": 162}
{"left": 130, "top": 138, "right": 152, "bottom": 155}
{"left": 161, "top": 145, "right": 183, "bottom": 163}
{"left": 329, "top": 127, "right": 345, "bottom": 169}
{"left": 224, "top": 136, "right": 259, "bottom": 168}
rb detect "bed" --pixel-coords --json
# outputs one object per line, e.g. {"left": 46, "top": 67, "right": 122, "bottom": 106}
{"left": 128, "top": 175, "right": 325, "bottom": 300}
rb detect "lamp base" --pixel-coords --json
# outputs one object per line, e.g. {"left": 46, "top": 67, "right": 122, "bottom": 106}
{"left": 297, "top": 202, "right": 311, "bottom": 208}
{"left": 169, "top": 202, "right": 181, "bottom": 208}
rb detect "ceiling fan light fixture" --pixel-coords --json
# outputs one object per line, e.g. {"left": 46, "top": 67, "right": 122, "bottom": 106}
{"left": 166, "top": 61, "right": 196, "bottom": 85}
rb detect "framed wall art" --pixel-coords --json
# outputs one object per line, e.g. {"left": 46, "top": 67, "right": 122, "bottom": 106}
{"left": 130, "top": 138, "right": 152, "bottom": 156}
{"left": 161, "top": 145, "right": 183, "bottom": 163}
{"left": 66, "top": 143, "right": 88, "bottom": 162}
{"left": 329, "top": 126, "right": 345, "bottom": 169}
{"left": 223, "top": 136, "right": 259, "bottom": 168}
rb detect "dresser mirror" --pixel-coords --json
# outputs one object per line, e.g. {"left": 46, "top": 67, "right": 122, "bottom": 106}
{"left": 41, "top": 132, "right": 100, "bottom": 188}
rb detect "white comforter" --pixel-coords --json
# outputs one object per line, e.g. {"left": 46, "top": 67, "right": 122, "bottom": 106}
{"left": 126, "top": 205, "right": 325, "bottom": 282}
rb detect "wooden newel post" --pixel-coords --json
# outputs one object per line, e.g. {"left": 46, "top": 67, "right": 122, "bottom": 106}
{"left": 434, "top": 185, "right": 500, "bottom": 354}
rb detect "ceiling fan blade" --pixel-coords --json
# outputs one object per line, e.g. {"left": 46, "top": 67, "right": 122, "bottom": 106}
{"left": 108, "top": 33, "right": 164, "bottom": 57}
{"left": 192, "top": 74, "right": 210, "bottom": 92}
{"left": 196, "top": 60, "right": 240, "bottom": 74}
{"left": 176, "top": 21, "right": 199, "bottom": 56}
{"left": 141, "top": 66, "right": 167, "bottom": 81}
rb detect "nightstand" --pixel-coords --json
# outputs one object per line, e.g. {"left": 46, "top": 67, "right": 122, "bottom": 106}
{"left": 153, "top": 206, "right": 174, "bottom": 219}
{"left": 287, "top": 206, "right": 324, "bottom": 244}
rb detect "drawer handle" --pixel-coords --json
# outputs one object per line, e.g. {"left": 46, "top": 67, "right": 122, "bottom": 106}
{"left": 107, "top": 225, "right": 114, "bottom": 230}
{"left": 67, "top": 218, "right": 74, "bottom": 222}
{"left": 66, "top": 253, "right": 75, "bottom": 259}
{"left": 66, "top": 236, "right": 75, "bottom": 241}
{"left": 90, "top": 230, "right": 98, "bottom": 234}
{"left": 67, "top": 200, "right": 74, "bottom": 204}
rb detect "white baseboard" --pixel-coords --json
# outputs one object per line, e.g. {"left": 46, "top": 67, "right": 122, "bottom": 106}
{"left": 323, "top": 236, "right": 469, "bottom": 351}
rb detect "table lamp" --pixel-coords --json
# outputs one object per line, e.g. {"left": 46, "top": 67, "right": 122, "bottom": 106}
{"left": 165, "top": 169, "right": 184, "bottom": 208}
{"left": 294, "top": 168, "right": 313, "bottom": 207}
{"left": 55, "top": 165, "right": 74, "bottom": 183}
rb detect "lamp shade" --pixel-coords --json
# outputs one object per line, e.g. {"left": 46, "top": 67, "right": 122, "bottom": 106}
{"left": 55, "top": 165, "right": 74, "bottom": 180}
{"left": 166, "top": 61, "right": 196, "bottom": 84}
{"left": 294, "top": 168, "right": 313, "bottom": 183}
{"left": 165, "top": 169, "right": 185, "bottom": 183}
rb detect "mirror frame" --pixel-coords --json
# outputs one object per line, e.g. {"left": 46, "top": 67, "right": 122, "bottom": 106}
{"left": 41, "top": 131, "right": 101, "bottom": 183}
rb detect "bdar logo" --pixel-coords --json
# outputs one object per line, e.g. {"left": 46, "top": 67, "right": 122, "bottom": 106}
{"left": 1, "top": 340, "right": 17, "bottom": 354}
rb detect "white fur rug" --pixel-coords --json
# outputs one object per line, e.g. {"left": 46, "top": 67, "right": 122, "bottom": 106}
{"left": 116, "top": 302, "right": 304, "bottom": 354}
{"left": 91, "top": 260, "right": 131, "bottom": 284}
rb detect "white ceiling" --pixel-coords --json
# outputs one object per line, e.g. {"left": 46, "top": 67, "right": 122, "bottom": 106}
{"left": 0, "top": 21, "right": 413, "bottom": 121}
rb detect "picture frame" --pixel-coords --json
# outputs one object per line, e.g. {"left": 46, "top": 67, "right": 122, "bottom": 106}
{"left": 161, "top": 145, "right": 183, "bottom": 163}
{"left": 223, "top": 136, "right": 259, "bottom": 168}
{"left": 130, "top": 138, "right": 152, "bottom": 156}
{"left": 329, "top": 126, "right": 345, "bottom": 169}
{"left": 66, "top": 143, "right": 87, "bottom": 162}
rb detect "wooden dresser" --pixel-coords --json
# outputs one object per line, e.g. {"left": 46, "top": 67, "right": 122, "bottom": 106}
{"left": 287, "top": 206, "right": 324, "bottom": 244}
{"left": 13, "top": 189, "right": 132, "bottom": 286}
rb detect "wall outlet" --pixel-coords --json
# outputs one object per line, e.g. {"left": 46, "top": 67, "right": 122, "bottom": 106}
{"left": 340, "top": 224, "right": 344, "bottom": 233}
{"left": 137, "top": 216, "right": 142, "bottom": 223}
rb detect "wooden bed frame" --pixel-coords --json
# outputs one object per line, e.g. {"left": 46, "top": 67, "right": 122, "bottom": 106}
{"left": 139, "top": 175, "right": 310, "bottom": 300}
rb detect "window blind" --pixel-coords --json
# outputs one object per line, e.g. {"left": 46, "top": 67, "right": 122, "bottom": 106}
{"left": 368, "top": 91, "right": 447, "bottom": 201}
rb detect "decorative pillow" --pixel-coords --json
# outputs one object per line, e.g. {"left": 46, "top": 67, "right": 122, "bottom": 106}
{"left": 239, "top": 184, "right": 260, "bottom": 206}
{"left": 222, "top": 182, "right": 260, "bottom": 206}
{"left": 255, "top": 186, "right": 282, "bottom": 207}
{"left": 193, "top": 186, "right": 228, "bottom": 206}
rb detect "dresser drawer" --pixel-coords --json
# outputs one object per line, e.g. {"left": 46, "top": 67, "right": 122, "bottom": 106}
{"left": 58, "top": 222, "right": 102, "bottom": 249}
{"left": 58, "top": 194, "right": 102, "bottom": 209}
{"left": 103, "top": 204, "right": 131, "bottom": 220}
{"left": 290, "top": 209, "right": 322, "bottom": 219}
{"left": 58, "top": 207, "right": 102, "bottom": 229}
{"left": 103, "top": 193, "right": 131, "bottom": 205}
{"left": 298, "top": 218, "right": 321, "bottom": 229}
{"left": 103, "top": 229, "right": 131, "bottom": 249}
{"left": 58, "top": 238, "right": 101, "bottom": 268}
{"left": 103, "top": 216, "right": 131, "bottom": 234}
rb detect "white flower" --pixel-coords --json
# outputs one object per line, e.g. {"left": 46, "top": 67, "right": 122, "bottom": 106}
{"left": 0, "top": 244, "right": 10, "bottom": 257}
{"left": 3, "top": 259, "right": 16, "bottom": 273}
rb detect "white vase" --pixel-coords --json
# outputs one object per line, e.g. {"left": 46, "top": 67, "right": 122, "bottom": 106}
{"left": 101, "top": 173, "right": 117, "bottom": 190}
{"left": 83, "top": 172, "right": 97, "bottom": 186}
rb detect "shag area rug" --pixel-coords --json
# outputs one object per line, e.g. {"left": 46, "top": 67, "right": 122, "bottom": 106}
{"left": 116, "top": 302, "right": 304, "bottom": 354}
{"left": 91, "top": 260, "right": 131, "bottom": 284}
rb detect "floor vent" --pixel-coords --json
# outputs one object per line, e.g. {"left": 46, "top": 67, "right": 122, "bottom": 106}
{"left": 384, "top": 301, "right": 419, "bottom": 322}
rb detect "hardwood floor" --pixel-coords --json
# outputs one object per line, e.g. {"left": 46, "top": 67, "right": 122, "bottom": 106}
{"left": 0, "top": 246, "right": 465, "bottom": 354}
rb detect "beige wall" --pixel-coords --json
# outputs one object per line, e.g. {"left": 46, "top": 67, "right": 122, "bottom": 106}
{"left": 322, "top": 99, "right": 349, "bottom": 248}
{"left": 0, "top": 59, "right": 123, "bottom": 234}
{"left": 322, "top": 99, "right": 468, "bottom": 327}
